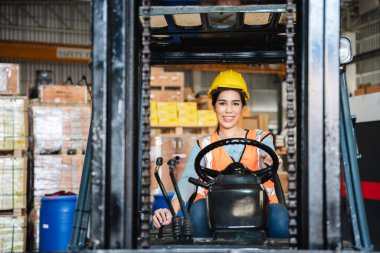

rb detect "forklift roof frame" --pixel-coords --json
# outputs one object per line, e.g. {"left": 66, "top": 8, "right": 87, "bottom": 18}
{"left": 88, "top": 0, "right": 342, "bottom": 251}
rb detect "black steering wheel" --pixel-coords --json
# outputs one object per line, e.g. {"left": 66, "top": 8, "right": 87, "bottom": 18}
{"left": 194, "top": 138, "right": 279, "bottom": 184}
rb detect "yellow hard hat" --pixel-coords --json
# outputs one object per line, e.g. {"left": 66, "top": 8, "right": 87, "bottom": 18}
{"left": 207, "top": 70, "right": 250, "bottom": 100}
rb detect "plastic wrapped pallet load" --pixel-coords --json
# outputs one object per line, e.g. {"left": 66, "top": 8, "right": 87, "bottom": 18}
{"left": 0, "top": 216, "right": 26, "bottom": 252}
{"left": 0, "top": 97, "right": 28, "bottom": 150}
{"left": 30, "top": 103, "right": 90, "bottom": 154}
{"left": 0, "top": 157, "right": 27, "bottom": 210}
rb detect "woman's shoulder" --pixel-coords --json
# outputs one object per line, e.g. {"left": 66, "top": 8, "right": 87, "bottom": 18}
{"left": 196, "top": 135, "right": 212, "bottom": 148}
{"left": 246, "top": 129, "right": 273, "bottom": 140}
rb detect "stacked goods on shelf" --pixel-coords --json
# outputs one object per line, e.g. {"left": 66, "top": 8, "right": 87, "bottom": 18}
{"left": 30, "top": 85, "right": 90, "bottom": 249}
{"left": 0, "top": 97, "right": 28, "bottom": 150}
{"left": 0, "top": 157, "right": 27, "bottom": 211}
{"left": 30, "top": 104, "right": 90, "bottom": 154}
{"left": 150, "top": 101, "right": 158, "bottom": 126}
{"left": 184, "top": 87, "right": 196, "bottom": 102}
{"left": 0, "top": 216, "right": 26, "bottom": 252}
{"left": 149, "top": 101, "right": 217, "bottom": 127}
{"left": 0, "top": 64, "right": 28, "bottom": 253}
{"left": 150, "top": 68, "right": 184, "bottom": 102}
{"left": 157, "top": 102, "right": 178, "bottom": 126}
{"left": 177, "top": 102, "right": 198, "bottom": 126}
{"left": 240, "top": 113, "right": 269, "bottom": 131}
{"left": 150, "top": 135, "right": 197, "bottom": 193}
{"left": 197, "top": 109, "right": 217, "bottom": 126}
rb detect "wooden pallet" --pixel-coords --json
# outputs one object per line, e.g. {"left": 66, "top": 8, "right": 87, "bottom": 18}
{"left": 151, "top": 125, "right": 215, "bottom": 135}
{"left": 0, "top": 149, "right": 27, "bottom": 157}
{"left": 0, "top": 208, "right": 26, "bottom": 216}
{"left": 34, "top": 147, "right": 86, "bottom": 156}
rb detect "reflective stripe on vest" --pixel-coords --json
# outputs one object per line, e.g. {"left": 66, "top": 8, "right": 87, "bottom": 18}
{"left": 194, "top": 129, "right": 278, "bottom": 203}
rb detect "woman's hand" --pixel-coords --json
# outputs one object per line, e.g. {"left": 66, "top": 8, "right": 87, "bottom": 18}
{"left": 260, "top": 153, "right": 283, "bottom": 169}
{"left": 153, "top": 208, "right": 172, "bottom": 229}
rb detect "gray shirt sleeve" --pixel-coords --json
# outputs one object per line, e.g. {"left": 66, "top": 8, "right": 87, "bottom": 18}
{"left": 172, "top": 143, "right": 200, "bottom": 202}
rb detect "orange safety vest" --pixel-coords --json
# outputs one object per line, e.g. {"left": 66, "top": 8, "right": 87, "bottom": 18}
{"left": 194, "top": 129, "right": 279, "bottom": 203}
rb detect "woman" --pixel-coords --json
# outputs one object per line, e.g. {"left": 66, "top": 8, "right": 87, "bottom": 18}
{"left": 153, "top": 70, "right": 288, "bottom": 238}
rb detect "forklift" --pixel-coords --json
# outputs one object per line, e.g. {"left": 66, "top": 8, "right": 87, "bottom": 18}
{"left": 68, "top": 0, "right": 373, "bottom": 251}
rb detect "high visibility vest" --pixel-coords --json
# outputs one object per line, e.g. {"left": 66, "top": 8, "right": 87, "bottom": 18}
{"left": 194, "top": 129, "right": 279, "bottom": 203}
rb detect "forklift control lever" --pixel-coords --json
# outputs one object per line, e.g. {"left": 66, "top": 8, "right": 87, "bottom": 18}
{"left": 188, "top": 177, "right": 215, "bottom": 189}
{"left": 156, "top": 157, "right": 163, "bottom": 166}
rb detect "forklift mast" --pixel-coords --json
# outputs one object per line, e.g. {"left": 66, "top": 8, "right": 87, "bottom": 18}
{"left": 70, "top": 0, "right": 371, "bottom": 251}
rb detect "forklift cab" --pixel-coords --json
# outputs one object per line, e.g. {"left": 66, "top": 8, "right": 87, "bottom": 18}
{"left": 144, "top": 2, "right": 289, "bottom": 245}
{"left": 69, "top": 0, "right": 373, "bottom": 251}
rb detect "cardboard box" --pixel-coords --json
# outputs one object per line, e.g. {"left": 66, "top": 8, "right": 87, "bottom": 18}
{"left": 354, "top": 88, "right": 366, "bottom": 96}
{"left": 158, "top": 116, "right": 178, "bottom": 126}
{"left": 150, "top": 135, "right": 197, "bottom": 193}
{"left": 157, "top": 102, "right": 177, "bottom": 111}
{"left": 150, "top": 71, "right": 185, "bottom": 102}
{"left": 178, "top": 117, "right": 198, "bottom": 126}
{"left": 0, "top": 97, "right": 28, "bottom": 150}
{"left": 151, "top": 72, "right": 184, "bottom": 86}
{"left": 0, "top": 64, "right": 19, "bottom": 95}
{"left": 150, "top": 90, "right": 183, "bottom": 102}
{"left": 150, "top": 116, "right": 158, "bottom": 126}
{"left": 151, "top": 67, "right": 164, "bottom": 75}
{"left": 40, "top": 85, "right": 88, "bottom": 103}
{"left": 184, "top": 87, "right": 196, "bottom": 102}
{"left": 256, "top": 114, "right": 269, "bottom": 131}
{"left": 366, "top": 84, "right": 380, "bottom": 94}
{"left": 0, "top": 157, "right": 27, "bottom": 210}
{"left": 198, "top": 110, "right": 217, "bottom": 126}
{"left": 177, "top": 102, "right": 197, "bottom": 112}
{"left": 196, "top": 95, "right": 213, "bottom": 110}
{"left": 242, "top": 107, "right": 250, "bottom": 117}
{"left": 242, "top": 117, "right": 259, "bottom": 130}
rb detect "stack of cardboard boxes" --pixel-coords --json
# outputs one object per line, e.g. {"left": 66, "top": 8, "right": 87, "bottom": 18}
{"left": 177, "top": 102, "right": 198, "bottom": 126}
{"left": 0, "top": 63, "right": 28, "bottom": 252}
{"left": 149, "top": 68, "right": 210, "bottom": 200}
{"left": 354, "top": 83, "right": 380, "bottom": 96}
{"left": 150, "top": 101, "right": 217, "bottom": 127}
{"left": 150, "top": 67, "right": 184, "bottom": 102}
{"left": 150, "top": 67, "right": 217, "bottom": 128}
{"left": 30, "top": 83, "right": 90, "bottom": 249}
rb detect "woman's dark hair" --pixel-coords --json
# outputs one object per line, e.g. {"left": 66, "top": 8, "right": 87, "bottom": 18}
{"left": 211, "top": 88, "right": 247, "bottom": 132}
{"left": 211, "top": 88, "right": 247, "bottom": 107}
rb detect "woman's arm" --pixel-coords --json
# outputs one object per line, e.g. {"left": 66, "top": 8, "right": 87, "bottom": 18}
{"left": 153, "top": 142, "right": 201, "bottom": 228}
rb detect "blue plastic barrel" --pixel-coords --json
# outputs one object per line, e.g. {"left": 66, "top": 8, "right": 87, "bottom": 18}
{"left": 39, "top": 195, "right": 77, "bottom": 252}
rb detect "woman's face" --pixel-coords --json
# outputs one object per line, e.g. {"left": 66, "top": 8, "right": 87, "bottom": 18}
{"left": 214, "top": 90, "right": 244, "bottom": 130}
